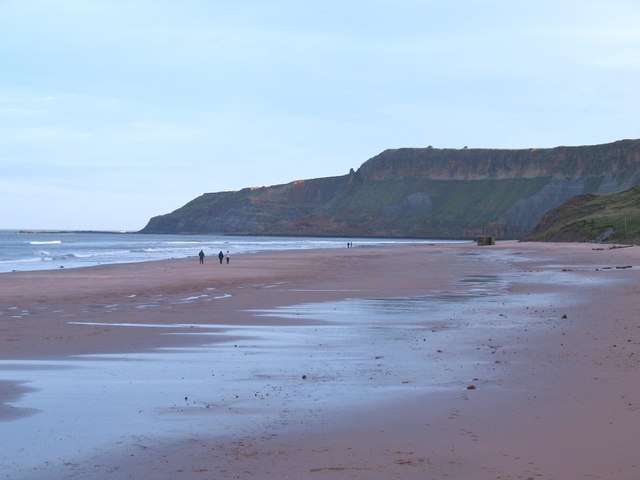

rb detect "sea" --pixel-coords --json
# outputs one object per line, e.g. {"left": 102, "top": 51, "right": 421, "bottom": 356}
{"left": 0, "top": 230, "right": 467, "bottom": 273}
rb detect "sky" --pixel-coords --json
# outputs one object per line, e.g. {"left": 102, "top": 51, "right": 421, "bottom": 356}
{"left": 1, "top": 0, "right": 639, "bottom": 231}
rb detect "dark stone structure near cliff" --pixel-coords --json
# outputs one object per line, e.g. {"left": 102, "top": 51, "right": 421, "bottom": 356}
{"left": 140, "top": 139, "right": 640, "bottom": 239}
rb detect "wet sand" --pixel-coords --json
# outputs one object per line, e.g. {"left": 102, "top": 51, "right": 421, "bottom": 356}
{"left": 1, "top": 242, "right": 639, "bottom": 479}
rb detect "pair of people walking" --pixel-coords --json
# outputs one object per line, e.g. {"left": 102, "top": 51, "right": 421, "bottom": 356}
{"left": 217, "top": 250, "right": 230, "bottom": 264}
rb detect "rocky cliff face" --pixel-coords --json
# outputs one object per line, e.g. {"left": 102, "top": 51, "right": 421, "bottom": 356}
{"left": 358, "top": 140, "right": 640, "bottom": 180}
{"left": 140, "top": 139, "right": 640, "bottom": 239}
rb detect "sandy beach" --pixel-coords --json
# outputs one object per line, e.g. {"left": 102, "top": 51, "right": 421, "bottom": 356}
{"left": 1, "top": 241, "right": 639, "bottom": 479}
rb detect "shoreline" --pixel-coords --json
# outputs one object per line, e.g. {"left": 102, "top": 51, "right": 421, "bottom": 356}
{"left": 1, "top": 229, "right": 464, "bottom": 274}
{"left": 1, "top": 241, "right": 639, "bottom": 479}
{"left": 0, "top": 243, "right": 469, "bottom": 360}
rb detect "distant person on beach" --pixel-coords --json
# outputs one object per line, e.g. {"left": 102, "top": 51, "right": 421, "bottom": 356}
{"left": 225, "top": 251, "right": 230, "bottom": 264}
{"left": 218, "top": 251, "right": 224, "bottom": 264}
{"left": 198, "top": 250, "right": 205, "bottom": 264}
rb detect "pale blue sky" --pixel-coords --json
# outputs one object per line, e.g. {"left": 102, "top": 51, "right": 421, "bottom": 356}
{"left": 1, "top": 1, "right": 639, "bottom": 230}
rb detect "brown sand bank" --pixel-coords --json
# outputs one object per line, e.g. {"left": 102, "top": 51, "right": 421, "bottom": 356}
{"left": 1, "top": 242, "right": 640, "bottom": 479}
{"left": 0, "top": 244, "right": 476, "bottom": 358}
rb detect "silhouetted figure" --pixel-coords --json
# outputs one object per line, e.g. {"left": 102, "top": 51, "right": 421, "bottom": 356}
{"left": 225, "top": 251, "right": 230, "bottom": 264}
{"left": 218, "top": 251, "right": 224, "bottom": 264}
{"left": 198, "top": 250, "right": 205, "bottom": 264}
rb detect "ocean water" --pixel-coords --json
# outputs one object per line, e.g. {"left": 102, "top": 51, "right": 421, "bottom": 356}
{"left": 0, "top": 230, "right": 466, "bottom": 273}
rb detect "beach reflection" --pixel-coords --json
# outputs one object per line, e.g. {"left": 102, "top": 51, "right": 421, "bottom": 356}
{"left": 0, "top": 273, "right": 557, "bottom": 478}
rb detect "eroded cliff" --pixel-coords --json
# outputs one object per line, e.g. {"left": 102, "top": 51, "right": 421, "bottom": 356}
{"left": 140, "top": 139, "right": 640, "bottom": 239}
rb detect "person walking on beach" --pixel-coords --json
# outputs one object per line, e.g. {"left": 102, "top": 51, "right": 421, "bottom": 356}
{"left": 218, "top": 251, "right": 224, "bottom": 264}
{"left": 225, "top": 251, "right": 230, "bottom": 264}
{"left": 198, "top": 250, "right": 205, "bottom": 264}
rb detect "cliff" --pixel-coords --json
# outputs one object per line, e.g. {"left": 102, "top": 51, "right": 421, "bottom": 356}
{"left": 523, "top": 184, "right": 640, "bottom": 243}
{"left": 140, "top": 139, "right": 640, "bottom": 239}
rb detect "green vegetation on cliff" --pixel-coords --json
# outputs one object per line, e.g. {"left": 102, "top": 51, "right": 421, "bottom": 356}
{"left": 319, "top": 177, "right": 551, "bottom": 237}
{"left": 524, "top": 185, "right": 640, "bottom": 243}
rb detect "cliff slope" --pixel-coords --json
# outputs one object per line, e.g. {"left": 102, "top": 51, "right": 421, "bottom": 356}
{"left": 140, "top": 139, "right": 640, "bottom": 239}
{"left": 523, "top": 184, "right": 640, "bottom": 243}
